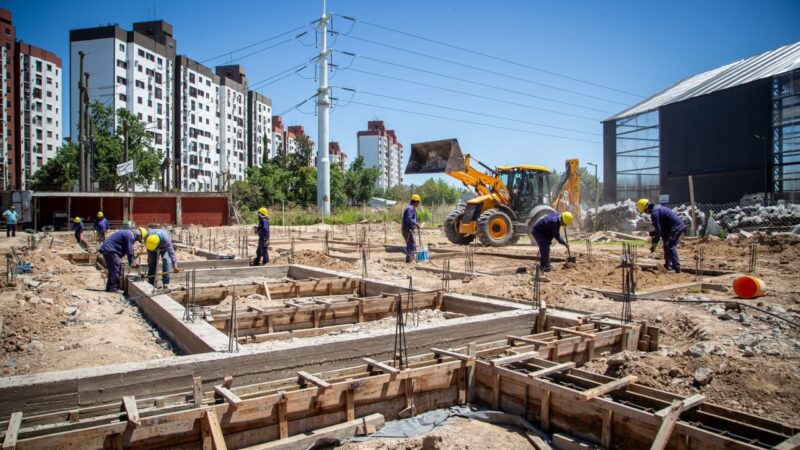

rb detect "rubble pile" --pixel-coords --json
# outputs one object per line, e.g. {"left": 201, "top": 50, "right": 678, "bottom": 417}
{"left": 714, "top": 202, "right": 800, "bottom": 231}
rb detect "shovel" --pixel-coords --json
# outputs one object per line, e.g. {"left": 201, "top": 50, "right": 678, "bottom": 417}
{"left": 563, "top": 228, "right": 577, "bottom": 269}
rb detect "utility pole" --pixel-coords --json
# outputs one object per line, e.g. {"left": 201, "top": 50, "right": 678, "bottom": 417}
{"left": 124, "top": 117, "right": 129, "bottom": 192}
{"left": 316, "top": 0, "right": 331, "bottom": 217}
{"left": 83, "top": 72, "right": 91, "bottom": 191}
{"left": 78, "top": 51, "right": 85, "bottom": 191}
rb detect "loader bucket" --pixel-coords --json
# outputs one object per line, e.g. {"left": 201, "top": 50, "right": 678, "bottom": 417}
{"left": 405, "top": 139, "right": 466, "bottom": 175}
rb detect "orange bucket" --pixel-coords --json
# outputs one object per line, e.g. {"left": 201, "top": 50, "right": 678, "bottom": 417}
{"left": 732, "top": 276, "right": 766, "bottom": 299}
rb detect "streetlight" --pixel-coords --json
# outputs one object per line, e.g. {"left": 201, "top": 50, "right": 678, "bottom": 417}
{"left": 586, "top": 162, "right": 599, "bottom": 207}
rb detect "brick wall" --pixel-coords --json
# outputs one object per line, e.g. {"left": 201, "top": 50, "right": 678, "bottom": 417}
{"left": 133, "top": 197, "right": 177, "bottom": 226}
{"left": 182, "top": 197, "right": 227, "bottom": 227}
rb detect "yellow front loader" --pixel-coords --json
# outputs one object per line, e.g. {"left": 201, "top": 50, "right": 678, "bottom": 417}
{"left": 405, "top": 139, "right": 580, "bottom": 246}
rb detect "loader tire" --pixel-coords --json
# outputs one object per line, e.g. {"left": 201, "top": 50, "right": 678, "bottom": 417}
{"left": 443, "top": 208, "right": 475, "bottom": 245}
{"left": 477, "top": 209, "right": 513, "bottom": 247}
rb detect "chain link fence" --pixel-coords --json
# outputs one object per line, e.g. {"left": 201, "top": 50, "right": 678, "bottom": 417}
{"left": 585, "top": 198, "right": 800, "bottom": 236}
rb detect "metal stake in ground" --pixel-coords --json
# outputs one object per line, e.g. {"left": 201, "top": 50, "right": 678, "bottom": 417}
{"left": 465, "top": 245, "right": 474, "bottom": 274}
{"left": 621, "top": 243, "right": 636, "bottom": 324}
{"left": 393, "top": 292, "right": 409, "bottom": 370}
{"left": 532, "top": 264, "right": 542, "bottom": 311}
{"left": 749, "top": 243, "right": 758, "bottom": 273}
{"left": 228, "top": 287, "right": 239, "bottom": 353}
{"left": 442, "top": 258, "right": 451, "bottom": 291}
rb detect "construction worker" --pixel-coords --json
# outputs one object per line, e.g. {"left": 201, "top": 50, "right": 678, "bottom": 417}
{"left": 145, "top": 228, "right": 179, "bottom": 287}
{"left": 637, "top": 199, "right": 686, "bottom": 273}
{"left": 73, "top": 217, "right": 85, "bottom": 246}
{"left": 402, "top": 194, "right": 421, "bottom": 263}
{"left": 99, "top": 228, "right": 143, "bottom": 292}
{"left": 94, "top": 211, "right": 109, "bottom": 242}
{"left": 531, "top": 211, "right": 573, "bottom": 272}
{"left": 2, "top": 205, "right": 18, "bottom": 237}
{"left": 252, "top": 207, "right": 270, "bottom": 266}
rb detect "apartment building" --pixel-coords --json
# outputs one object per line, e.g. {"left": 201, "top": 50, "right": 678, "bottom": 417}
{"left": 70, "top": 20, "right": 176, "bottom": 187}
{"left": 0, "top": 9, "right": 63, "bottom": 190}
{"left": 329, "top": 141, "right": 348, "bottom": 168}
{"left": 215, "top": 65, "right": 248, "bottom": 186}
{"left": 357, "top": 120, "right": 403, "bottom": 189}
{"left": 248, "top": 91, "right": 271, "bottom": 168}
{"left": 174, "top": 55, "right": 220, "bottom": 192}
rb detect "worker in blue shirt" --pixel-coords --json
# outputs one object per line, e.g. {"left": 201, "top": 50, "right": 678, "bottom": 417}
{"left": 145, "top": 228, "right": 179, "bottom": 287}
{"left": 402, "top": 194, "right": 421, "bottom": 263}
{"left": 2, "top": 205, "right": 19, "bottom": 237}
{"left": 637, "top": 199, "right": 687, "bottom": 273}
{"left": 94, "top": 211, "right": 109, "bottom": 242}
{"left": 99, "top": 228, "right": 144, "bottom": 292}
{"left": 252, "top": 207, "right": 270, "bottom": 266}
{"left": 73, "top": 217, "right": 86, "bottom": 247}
{"left": 531, "top": 211, "right": 573, "bottom": 272}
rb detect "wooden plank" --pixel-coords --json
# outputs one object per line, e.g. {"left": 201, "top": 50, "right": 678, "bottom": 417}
{"left": 507, "top": 335, "right": 557, "bottom": 348}
{"left": 193, "top": 376, "right": 204, "bottom": 406}
{"left": 529, "top": 362, "right": 576, "bottom": 379}
{"left": 492, "top": 372, "right": 501, "bottom": 410}
{"left": 202, "top": 408, "right": 227, "bottom": 450}
{"left": 656, "top": 394, "right": 705, "bottom": 418}
{"left": 490, "top": 351, "right": 540, "bottom": 366}
{"left": 263, "top": 281, "right": 272, "bottom": 302}
{"left": 580, "top": 375, "right": 637, "bottom": 400}
{"left": 551, "top": 327, "right": 596, "bottom": 339}
{"left": 467, "top": 343, "right": 477, "bottom": 403}
{"left": 248, "top": 305, "right": 268, "bottom": 314}
{"left": 651, "top": 400, "right": 685, "bottom": 450}
{"left": 297, "top": 371, "right": 331, "bottom": 390}
{"left": 431, "top": 348, "right": 473, "bottom": 362}
{"left": 277, "top": 394, "right": 288, "bottom": 440}
{"left": 540, "top": 389, "right": 550, "bottom": 432}
{"left": 241, "top": 413, "right": 384, "bottom": 450}
{"left": 601, "top": 410, "right": 613, "bottom": 448}
{"left": 214, "top": 386, "right": 243, "bottom": 409}
{"left": 552, "top": 433, "right": 603, "bottom": 449}
{"left": 2, "top": 412, "right": 22, "bottom": 450}
{"left": 345, "top": 389, "right": 355, "bottom": 422}
{"left": 363, "top": 358, "right": 400, "bottom": 375}
{"left": 121, "top": 396, "right": 140, "bottom": 427}
{"left": 774, "top": 432, "right": 800, "bottom": 450}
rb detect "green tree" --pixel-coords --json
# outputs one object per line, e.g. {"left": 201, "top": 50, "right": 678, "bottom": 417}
{"left": 417, "top": 178, "right": 461, "bottom": 205}
{"left": 578, "top": 166, "right": 603, "bottom": 206}
{"left": 344, "top": 156, "right": 379, "bottom": 205}
{"left": 330, "top": 164, "right": 346, "bottom": 207}
{"left": 30, "top": 142, "right": 79, "bottom": 191}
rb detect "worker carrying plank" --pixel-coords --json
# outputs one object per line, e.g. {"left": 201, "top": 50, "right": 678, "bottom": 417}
{"left": 637, "top": 199, "right": 686, "bottom": 273}
{"left": 145, "top": 228, "right": 179, "bottom": 287}
{"left": 94, "top": 211, "right": 109, "bottom": 242}
{"left": 252, "top": 207, "right": 270, "bottom": 266}
{"left": 531, "top": 211, "right": 572, "bottom": 272}
{"left": 402, "top": 194, "right": 421, "bottom": 263}
{"left": 99, "top": 228, "right": 143, "bottom": 292}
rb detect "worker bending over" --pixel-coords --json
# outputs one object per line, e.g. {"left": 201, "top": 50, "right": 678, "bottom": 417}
{"left": 99, "top": 228, "right": 143, "bottom": 292}
{"left": 73, "top": 217, "right": 86, "bottom": 247}
{"left": 145, "top": 228, "right": 179, "bottom": 287}
{"left": 637, "top": 199, "right": 686, "bottom": 273}
{"left": 402, "top": 194, "right": 421, "bottom": 263}
{"left": 531, "top": 211, "right": 573, "bottom": 272}
{"left": 252, "top": 207, "right": 270, "bottom": 266}
{"left": 94, "top": 211, "right": 109, "bottom": 242}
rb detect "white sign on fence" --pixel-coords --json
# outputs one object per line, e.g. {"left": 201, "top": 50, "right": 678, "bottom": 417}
{"left": 658, "top": 194, "right": 670, "bottom": 204}
{"left": 116, "top": 160, "right": 134, "bottom": 176}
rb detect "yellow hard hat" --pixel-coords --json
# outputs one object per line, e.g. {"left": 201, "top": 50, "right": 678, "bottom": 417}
{"left": 258, "top": 207, "right": 269, "bottom": 217}
{"left": 561, "top": 211, "right": 574, "bottom": 226}
{"left": 138, "top": 227, "right": 148, "bottom": 240}
{"left": 73, "top": 217, "right": 81, "bottom": 223}
{"left": 145, "top": 234, "right": 161, "bottom": 252}
{"left": 410, "top": 194, "right": 421, "bottom": 202}
{"left": 636, "top": 198, "right": 651, "bottom": 213}
{"left": 97, "top": 211, "right": 104, "bottom": 218}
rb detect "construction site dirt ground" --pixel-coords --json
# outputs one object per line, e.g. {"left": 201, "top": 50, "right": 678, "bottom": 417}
{"left": 1, "top": 224, "right": 799, "bottom": 429}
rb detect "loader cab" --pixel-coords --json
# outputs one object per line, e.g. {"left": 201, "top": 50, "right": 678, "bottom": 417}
{"left": 498, "top": 165, "right": 553, "bottom": 217}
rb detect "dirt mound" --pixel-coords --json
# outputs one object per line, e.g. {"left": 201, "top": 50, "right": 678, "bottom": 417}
{"left": 271, "top": 250, "right": 354, "bottom": 272}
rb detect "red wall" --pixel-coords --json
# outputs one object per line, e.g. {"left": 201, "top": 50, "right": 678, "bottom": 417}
{"left": 103, "top": 198, "right": 124, "bottom": 221}
{"left": 182, "top": 197, "right": 228, "bottom": 227}
{"left": 133, "top": 197, "right": 177, "bottom": 226}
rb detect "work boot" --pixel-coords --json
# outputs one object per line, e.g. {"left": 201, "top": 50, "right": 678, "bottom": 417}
{"left": 541, "top": 264, "right": 554, "bottom": 272}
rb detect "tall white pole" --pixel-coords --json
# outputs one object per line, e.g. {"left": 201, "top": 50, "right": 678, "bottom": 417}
{"left": 316, "top": 0, "right": 331, "bottom": 216}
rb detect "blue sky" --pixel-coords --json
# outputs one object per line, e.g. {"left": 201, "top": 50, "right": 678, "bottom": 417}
{"left": 2, "top": 0, "right": 799, "bottom": 184}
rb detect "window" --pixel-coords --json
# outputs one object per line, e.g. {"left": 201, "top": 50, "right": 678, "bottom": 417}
{"left": 155, "top": 87, "right": 162, "bottom": 100}
{"left": 154, "top": 133, "right": 162, "bottom": 145}
{"left": 189, "top": 73, "right": 195, "bottom": 83}
{"left": 46, "top": 63, "right": 52, "bottom": 72}
{"left": 137, "top": 64, "right": 143, "bottom": 73}
{"left": 615, "top": 110, "right": 660, "bottom": 201}
{"left": 154, "top": 72, "right": 162, "bottom": 84}
{"left": 35, "top": 74, "right": 42, "bottom": 85}
{"left": 47, "top": 131, "right": 52, "bottom": 138}
{"left": 119, "top": 43, "right": 125, "bottom": 52}
{"left": 118, "top": 93, "right": 126, "bottom": 101}
{"left": 35, "top": 61, "right": 42, "bottom": 71}
{"left": 772, "top": 70, "right": 800, "bottom": 193}
{"left": 137, "top": 96, "right": 142, "bottom": 105}
{"left": 117, "top": 59, "right": 127, "bottom": 69}
{"left": 157, "top": 103, "right": 162, "bottom": 114}
{"left": 135, "top": 80, "right": 145, "bottom": 89}
{"left": 157, "top": 118, "right": 162, "bottom": 130}
{"left": 117, "top": 76, "right": 127, "bottom": 85}
{"left": 138, "top": 49, "right": 145, "bottom": 57}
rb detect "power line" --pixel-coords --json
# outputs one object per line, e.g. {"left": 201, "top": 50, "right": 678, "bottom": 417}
{"left": 342, "top": 99, "right": 600, "bottom": 144}
{"left": 249, "top": 61, "right": 314, "bottom": 90}
{"left": 342, "top": 66, "right": 604, "bottom": 121}
{"left": 342, "top": 51, "right": 614, "bottom": 114}
{"left": 336, "top": 33, "right": 630, "bottom": 106}
{"left": 347, "top": 88, "right": 600, "bottom": 137}
{"left": 339, "top": 16, "right": 645, "bottom": 98}
{"left": 200, "top": 25, "right": 308, "bottom": 63}
{"left": 213, "top": 37, "right": 297, "bottom": 66}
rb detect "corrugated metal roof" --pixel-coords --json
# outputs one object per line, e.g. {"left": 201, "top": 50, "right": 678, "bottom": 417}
{"left": 606, "top": 41, "right": 800, "bottom": 122}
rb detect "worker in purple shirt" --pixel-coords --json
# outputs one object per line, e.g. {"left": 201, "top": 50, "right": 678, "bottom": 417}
{"left": 637, "top": 199, "right": 687, "bottom": 273}
{"left": 252, "top": 207, "right": 270, "bottom": 265}
{"left": 94, "top": 211, "right": 109, "bottom": 242}
{"left": 145, "top": 228, "right": 179, "bottom": 287}
{"left": 531, "top": 211, "right": 573, "bottom": 272}
{"left": 72, "top": 217, "right": 85, "bottom": 247}
{"left": 402, "top": 194, "right": 422, "bottom": 263}
{"left": 98, "top": 228, "right": 143, "bottom": 292}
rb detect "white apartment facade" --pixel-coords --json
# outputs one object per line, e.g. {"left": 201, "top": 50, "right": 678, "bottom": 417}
{"left": 216, "top": 65, "right": 248, "bottom": 185}
{"left": 248, "top": 91, "right": 271, "bottom": 167}
{"left": 175, "top": 56, "right": 219, "bottom": 192}
{"left": 70, "top": 21, "right": 176, "bottom": 189}
{"left": 357, "top": 120, "right": 403, "bottom": 189}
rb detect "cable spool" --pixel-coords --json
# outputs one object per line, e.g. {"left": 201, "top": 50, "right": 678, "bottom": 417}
{"left": 733, "top": 276, "right": 766, "bottom": 299}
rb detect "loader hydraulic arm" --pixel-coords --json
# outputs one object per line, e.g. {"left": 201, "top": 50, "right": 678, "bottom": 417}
{"left": 448, "top": 155, "right": 511, "bottom": 205}
{"left": 552, "top": 158, "right": 581, "bottom": 215}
